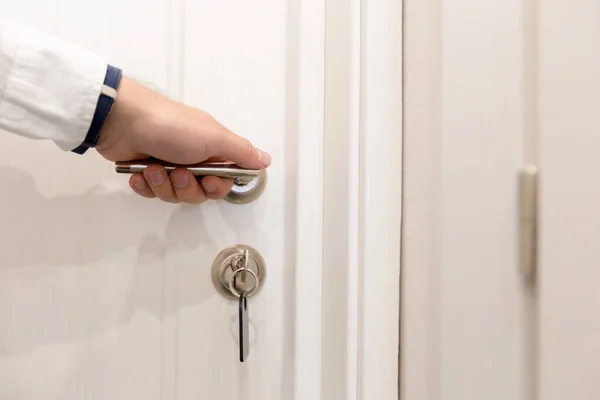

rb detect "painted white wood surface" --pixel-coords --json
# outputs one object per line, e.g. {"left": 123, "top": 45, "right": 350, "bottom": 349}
{"left": 322, "top": 0, "right": 402, "bottom": 398}
{"left": 538, "top": 1, "right": 600, "bottom": 399}
{"left": 0, "top": 1, "right": 401, "bottom": 399}
{"left": 0, "top": 2, "right": 170, "bottom": 399}
{"left": 0, "top": 1, "right": 318, "bottom": 399}
{"left": 358, "top": 0, "right": 402, "bottom": 398}
{"left": 402, "top": 0, "right": 530, "bottom": 399}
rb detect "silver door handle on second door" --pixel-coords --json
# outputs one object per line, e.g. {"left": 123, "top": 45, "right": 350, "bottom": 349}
{"left": 115, "top": 159, "right": 267, "bottom": 204}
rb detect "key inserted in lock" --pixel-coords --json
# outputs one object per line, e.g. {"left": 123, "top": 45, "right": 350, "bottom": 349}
{"left": 212, "top": 245, "right": 265, "bottom": 362}
{"left": 239, "top": 291, "right": 250, "bottom": 362}
{"left": 211, "top": 245, "right": 266, "bottom": 301}
{"left": 115, "top": 159, "right": 267, "bottom": 204}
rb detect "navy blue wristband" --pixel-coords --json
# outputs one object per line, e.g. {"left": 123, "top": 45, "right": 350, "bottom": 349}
{"left": 72, "top": 64, "right": 123, "bottom": 154}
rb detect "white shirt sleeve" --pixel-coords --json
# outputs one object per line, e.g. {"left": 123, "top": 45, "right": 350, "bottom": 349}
{"left": 0, "top": 17, "right": 107, "bottom": 151}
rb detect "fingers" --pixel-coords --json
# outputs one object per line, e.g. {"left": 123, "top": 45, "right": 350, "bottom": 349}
{"left": 129, "top": 174, "right": 155, "bottom": 199}
{"left": 143, "top": 166, "right": 179, "bottom": 203}
{"left": 169, "top": 169, "right": 207, "bottom": 204}
{"left": 199, "top": 175, "right": 234, "bottom": 200}
{"left": 129, "top": 166, "right": 234, "bottom": 204}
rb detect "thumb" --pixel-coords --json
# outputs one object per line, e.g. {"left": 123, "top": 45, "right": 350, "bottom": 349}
{"left": 204, "top": 125, "right": 272, "bottom": 170}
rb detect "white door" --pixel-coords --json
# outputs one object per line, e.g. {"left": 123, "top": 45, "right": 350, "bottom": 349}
{"left": 0, "top": 1, "right": 402, "bottom": 399}
{"left": 403, "top": 0, "right": 530, "bottom": 398}
{"left": 403, "top": 1, "right": 600, "bottom": 400}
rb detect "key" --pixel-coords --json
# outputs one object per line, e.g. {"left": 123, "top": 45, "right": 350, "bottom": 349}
{"left": 241, "top": 249, "right": 249, "bottom": 285}
{"left": 232, "top": 251, "right": 249, "bottom": 286}
{"left": 239, "top": 290, "right": 250, "bottom": 362}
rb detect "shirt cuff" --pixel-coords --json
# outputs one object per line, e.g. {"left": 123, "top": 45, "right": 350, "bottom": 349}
{"left": 0, "top": 19, "right": 107, "bottom": 151}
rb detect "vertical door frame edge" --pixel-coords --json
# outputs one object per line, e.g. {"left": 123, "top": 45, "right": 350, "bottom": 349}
{"left": 315, "top": 0, "right": 404, "bottom": 398}
{"left": 293, "top": 0, "right": 402, "bottom": 397}
{"left": 356, "top": 0, "right": 403, "bottom": 398}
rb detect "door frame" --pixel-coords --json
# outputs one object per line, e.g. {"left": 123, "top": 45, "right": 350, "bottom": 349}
{"left": 293, "top": 0, "right": 402, "bottom": 398}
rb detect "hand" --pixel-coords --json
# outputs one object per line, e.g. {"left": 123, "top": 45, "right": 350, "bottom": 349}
{"left": 96, "top": 77, "right": 271, "bottom": 203}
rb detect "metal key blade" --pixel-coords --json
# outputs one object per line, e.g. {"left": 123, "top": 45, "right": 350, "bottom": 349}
{"left": 239, "top": 291, "right": 250, "bottom": 362}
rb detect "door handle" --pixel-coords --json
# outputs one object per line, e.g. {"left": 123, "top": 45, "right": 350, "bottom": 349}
{"left": 115, "top": 159, "right": 259, "bottom": 185}
{"left": 114, "top": 159, "right": 266, "bottom": 203}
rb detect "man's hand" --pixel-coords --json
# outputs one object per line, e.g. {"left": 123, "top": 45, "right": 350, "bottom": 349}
{"left": 95, "top": 77, "right": 271, "bottom": 203}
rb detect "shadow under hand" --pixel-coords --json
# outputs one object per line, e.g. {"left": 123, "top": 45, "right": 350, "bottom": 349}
{"left": 0, "top": 166, "right": 214, "bottom": 356}
{"left": 121, "top": 203, "right": 216, "bottom": 321}
{"left": 0, "top": 166, "right": 161, "bottom": 267}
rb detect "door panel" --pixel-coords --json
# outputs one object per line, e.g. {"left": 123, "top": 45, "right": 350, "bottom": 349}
{"left": 0, "top": 1, "right": 301, "bottom": 399}
{"left": 0, "top": 1, "right": 169, "bottom": 399}
{"left": 402, "top": 0, "right": 529, "bottom": 399}
{"left": 0, "top": 0, "right": 402, "bottom": 397}
{"left": 405, "top": 1, "right": 600, "bottom": 399}
{"left": 173, "top": 0, "right": 289, "bottom": 397}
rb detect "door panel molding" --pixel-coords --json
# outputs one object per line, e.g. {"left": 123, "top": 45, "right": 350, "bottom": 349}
{"left": 292, "top": 0, "right": 326, "bottom": 398}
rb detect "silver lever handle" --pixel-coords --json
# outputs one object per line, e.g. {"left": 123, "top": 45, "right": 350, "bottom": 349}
{"left": 114, "top": 159, "right": 267, "bottom": 204}
{"left": 115, "top": 159, "right": 260, "bottom": 186}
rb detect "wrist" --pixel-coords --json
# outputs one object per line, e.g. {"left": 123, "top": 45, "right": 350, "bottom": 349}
{"left": 96, "top": 77, "right": 163, "bottom": 161}
{"left": 72, "top": 64, "right": 122, "bottom": 154}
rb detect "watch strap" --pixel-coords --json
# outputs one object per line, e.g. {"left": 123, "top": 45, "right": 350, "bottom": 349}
{"left": 72, "top": 64, "right": 122, "bottom": 154}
